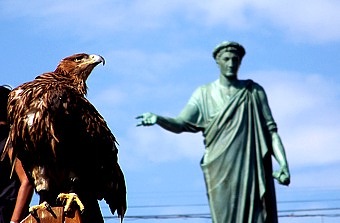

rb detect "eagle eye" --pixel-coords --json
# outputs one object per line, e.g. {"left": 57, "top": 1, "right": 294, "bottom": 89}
{"left": 74, "top": 57, "right": 83, "bottom": 63}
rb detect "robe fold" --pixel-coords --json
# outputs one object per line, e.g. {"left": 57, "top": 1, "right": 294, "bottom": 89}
{"left": 179, "top": 79, "right": 278, "bottom": 223}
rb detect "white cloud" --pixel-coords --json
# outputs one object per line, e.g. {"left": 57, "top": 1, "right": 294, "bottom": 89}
{"left": 251, "top": 70, "right": 340, "bottom": 167}
{"left": 251, "top": 71, "right": 337, "bottom": 118}
{"left": 126, "top": 127, "right": 203, "bottom": 164}
{"left": 188, "top": 0, "right": 340, "bottom": 42}
{"left": 1, "top": 0, "right": 339, "bottom": 43}
{"left": 285, "top": 125, "right": 340, "bottom": 165}
{"left": 248, "top": 0, "right": 340, "bottom": 43}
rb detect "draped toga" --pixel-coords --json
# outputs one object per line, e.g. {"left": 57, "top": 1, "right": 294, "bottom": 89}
{"left": 178, "top": 79, "right": 278, "bottom": 223}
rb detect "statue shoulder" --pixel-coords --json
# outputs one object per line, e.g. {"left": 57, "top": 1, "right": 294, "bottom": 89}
{"left": 244, "top": 79, "right": 265, "bottom": 92}
{"left": 193, "top": 80, "right": 218, "bottom": 94}
{"left": 187, "top": 80, "right": 218, "bottom": 105}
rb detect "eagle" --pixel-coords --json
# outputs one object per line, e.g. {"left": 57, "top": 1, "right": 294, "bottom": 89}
{"left": 4, "top": 53, "right": 127, "bottom": 223}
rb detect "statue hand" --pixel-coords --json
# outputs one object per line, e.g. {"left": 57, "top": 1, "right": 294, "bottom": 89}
{"left": 273, "top": 166, "right": 290, "bottom": 186}
{"left": 136, "top": 112, "right": 157, "bottom": 126}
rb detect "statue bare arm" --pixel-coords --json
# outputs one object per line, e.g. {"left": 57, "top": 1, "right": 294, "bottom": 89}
{"left": 136, "top": 102, "right": 200, "bottom": 134}
{"left": 270, "top": 132, "right": 290, "bottom": 185}
{"left": 136, "top": 112, "right": 186, "bottom": 133}
{"left": 257, "top": 86, "right": 290, "bottom": 186}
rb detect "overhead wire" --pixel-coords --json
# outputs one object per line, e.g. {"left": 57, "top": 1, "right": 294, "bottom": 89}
{"left": 102, "top": 200, "right": 340, "bottom": 220}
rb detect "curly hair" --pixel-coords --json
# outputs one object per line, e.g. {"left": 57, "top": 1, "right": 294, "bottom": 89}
{"left": 0, "top": 85, "right": 12, "bottom": 122}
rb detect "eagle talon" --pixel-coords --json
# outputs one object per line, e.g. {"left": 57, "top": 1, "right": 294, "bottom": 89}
{"left": 57, "top": 192, "right": 85, "bottom": 213}
{"left": 29, "top": 201, "right": 56, "bottom": 218}
{"left": 29, "top": 201, "right": 51, "bottom": 213}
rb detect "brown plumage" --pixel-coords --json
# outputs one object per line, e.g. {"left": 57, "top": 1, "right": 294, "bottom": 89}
{"left": 5, "top": 53, "right": 127, "bottom": 222}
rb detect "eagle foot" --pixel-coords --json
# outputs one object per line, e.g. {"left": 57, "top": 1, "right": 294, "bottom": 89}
{"left": 57, "top": 192, "right": 85, "bottom": 213}
{"left": 29, "top": 201, "right": 56, "bottom": 218}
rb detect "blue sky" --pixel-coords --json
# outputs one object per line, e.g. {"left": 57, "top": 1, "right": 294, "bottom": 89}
{"left": 1, "top": 0, "right": 340, "bottom": 222}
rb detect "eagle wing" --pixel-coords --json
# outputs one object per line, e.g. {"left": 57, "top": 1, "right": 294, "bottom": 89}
{"left": 75, "top": 89, "right": 127, "bottom": 218}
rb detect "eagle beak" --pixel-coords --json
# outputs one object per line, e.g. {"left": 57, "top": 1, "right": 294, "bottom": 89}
{"left": 90, "top": 54, "right": 105, "bottom": 66}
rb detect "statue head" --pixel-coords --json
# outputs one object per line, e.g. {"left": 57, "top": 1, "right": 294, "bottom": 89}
{"left": 212, "top": 41, "right": 246, "bottom": 61}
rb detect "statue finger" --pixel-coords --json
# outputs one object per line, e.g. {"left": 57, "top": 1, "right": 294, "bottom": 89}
{"left": 272, "top": 170, "right": 281, "bottom": 179}
{"left": 279, "top": 174, "right": 290, "bottom": 186}
{"left": 136, "top": 120, "right": 145, "bottom": 126}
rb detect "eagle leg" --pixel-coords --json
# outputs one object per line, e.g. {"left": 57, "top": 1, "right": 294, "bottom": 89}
{"left": 57, "top": 192, "right": 85, "bottom": 213}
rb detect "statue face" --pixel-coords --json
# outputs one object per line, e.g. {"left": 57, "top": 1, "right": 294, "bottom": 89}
{"left": 217, "top": 51, "right": 241, "bottom": 78}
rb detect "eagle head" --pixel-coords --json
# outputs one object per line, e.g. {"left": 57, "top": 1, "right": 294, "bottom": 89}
{"left": 54, "top": 53, "right": 105, "bottom": 81}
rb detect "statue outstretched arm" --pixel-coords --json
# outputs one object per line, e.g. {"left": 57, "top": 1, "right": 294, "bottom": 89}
{"left": 136, "top": 112, "right": 186, "bottom": 133}
{"left": 136, "top": 101, "right": 200, "bottom": 134}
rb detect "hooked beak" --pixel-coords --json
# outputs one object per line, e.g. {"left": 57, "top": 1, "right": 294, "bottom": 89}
{"left": 89, "top": 54, "right": 105, "bottom": 66}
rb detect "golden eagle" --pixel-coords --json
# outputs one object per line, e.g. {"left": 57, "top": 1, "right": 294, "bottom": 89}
{"left": 4, "top": 53, "right": 127, "bottom": 223}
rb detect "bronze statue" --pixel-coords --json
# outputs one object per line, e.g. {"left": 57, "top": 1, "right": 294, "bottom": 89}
{"left": 136, "top": 41, "right": 290, "bottom": 223}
